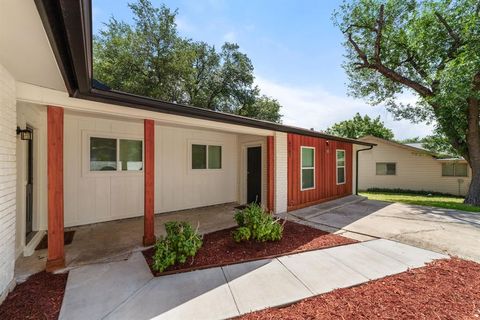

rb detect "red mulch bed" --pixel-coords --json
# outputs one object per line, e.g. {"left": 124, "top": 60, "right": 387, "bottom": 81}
{"left": 143, "top": 221, "right": 357, "bottom": 276}
{"left": 0, "top": 271, "right": 68, "bottom": 320}
{"left": 239, "top": 258, "right": 480, "bottom": 320}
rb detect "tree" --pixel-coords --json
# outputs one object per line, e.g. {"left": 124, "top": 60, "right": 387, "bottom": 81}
{"left": 93, "top": 0, "right": 282, "bottom": 122}
{"left": 334, "top": 0, "right": 480, "bottom": 205}
{"left": 326, "top": 113, "right": 394, "bottom": 140}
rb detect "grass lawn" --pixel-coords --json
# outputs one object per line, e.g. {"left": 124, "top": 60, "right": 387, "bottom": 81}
{"left": 360, "top": 191, "right": 480, "bottom": 213}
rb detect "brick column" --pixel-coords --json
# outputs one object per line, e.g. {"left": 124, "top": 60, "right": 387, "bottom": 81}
{"left": 46, "top": 106, "right": 65, "bottom": 272}
{"left": 143, "top": 119, "right": 155, "bottom": 246}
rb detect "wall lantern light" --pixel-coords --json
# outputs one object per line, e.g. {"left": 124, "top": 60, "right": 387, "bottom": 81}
{"left": 16, "top": 127, "right": 33, "bottom": 141}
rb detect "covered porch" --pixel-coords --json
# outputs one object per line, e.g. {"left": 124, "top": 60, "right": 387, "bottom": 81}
{"left": 14, "top": 94, "right": 278, "bottom": 275}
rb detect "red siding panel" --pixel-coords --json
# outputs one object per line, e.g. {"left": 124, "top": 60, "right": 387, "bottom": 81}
{"left": 287, "top": 133, "right": 353, "bottom": 211}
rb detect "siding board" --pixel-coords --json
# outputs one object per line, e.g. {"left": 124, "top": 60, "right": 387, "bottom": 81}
{"left": 287, "top": 133, "right": 353, "bottom": 211}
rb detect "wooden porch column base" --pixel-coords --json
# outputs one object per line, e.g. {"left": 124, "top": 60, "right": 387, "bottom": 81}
{"left": 143, "top": 235, "right": 156, "bottom": 247}
{"left": 46, "top": 258, "right": 65, "bottom": 272}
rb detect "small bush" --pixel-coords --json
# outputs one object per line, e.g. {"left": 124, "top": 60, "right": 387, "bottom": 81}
{"left": 364, "top": 188, "right": 458, "bottom": 197}
{"left": 232, "top": 226, "right": 251, "bottom": 242}
{"left": 233, "top": 203, "right": 283, "bottom": 242}
{"left": 152, "top": 221, "right": 203, "bottom": 272}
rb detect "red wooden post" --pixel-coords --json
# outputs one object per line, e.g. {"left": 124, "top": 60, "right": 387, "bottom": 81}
{"left": 46, "top": 106, "right": 65, "bottom": 272}
{"left": 267, "top": 136, "right": 275, "bottom": 213}
{"left": 143, "top": 119, "right": 155, "bottom": 246}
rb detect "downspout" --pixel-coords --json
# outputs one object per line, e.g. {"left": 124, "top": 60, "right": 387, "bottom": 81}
{"left": 356, "top": 145, "right": 373, "bottom": 195}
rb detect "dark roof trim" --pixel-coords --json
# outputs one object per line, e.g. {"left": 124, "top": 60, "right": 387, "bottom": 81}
{"left": 35, "top": 0, "right": 375, "bottom": 147}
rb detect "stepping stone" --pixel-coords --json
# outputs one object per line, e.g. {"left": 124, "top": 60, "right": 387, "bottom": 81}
{"left": 322, "top": 242, "right": 410, "bottom": 280}
{"left": 278, "top": 250, "right": 369, "bottom": 294}
{"left": 59, "top": 252, "right": 153, "bottom": 320}
{"left": 360, "top": 239, "right": 448, "bottom": 268}
{"left": 222, "top": 259, "right": 312, "bottom": 314}
{"left": 105, "top": 267, "right": 238, "bottom": 320}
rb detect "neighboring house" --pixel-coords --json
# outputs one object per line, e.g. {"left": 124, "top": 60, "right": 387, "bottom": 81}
{"left": 357, "top": 136, "right": 471, "bottom": 196}
{"left": 0, "top": 1, "right": 374, "bottom": 301}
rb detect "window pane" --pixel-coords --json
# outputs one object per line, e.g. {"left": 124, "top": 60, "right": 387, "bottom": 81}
{"left": 376, "top": 163, "right": 387, "bottom": 175}
{"left": 90, "top": 137, "right": 117, "bottom": 171}
{"left": 455, "top": 163, "right": 468, "bottom": 177}
{"left": 208, "top": 145, "right": 222, "bottom": 169}
{"left": 336, "top": 150, "right": 345, "bottom": 162}
{"left": 302, "top": 168, "right": 314, "bottom": 189}
{"left": 301, "top": 148, "right": 314, "bottom": 168}
{"left": 442, "top": 163, "right": 454, "bottom": 176}
{"left": 337, "top": 160, "right": 345, "bottom": 167}
{"left": 192, "top": 144, "right": 206, "bottom": 169}
{"left": 120, "top": 139, "right": 143, "bottom": 171}
{"left": 386, "top": 163, "right": 396, "bottom": 175}
{"left": 337, "top": 168, "right": 345, "bottom": 184}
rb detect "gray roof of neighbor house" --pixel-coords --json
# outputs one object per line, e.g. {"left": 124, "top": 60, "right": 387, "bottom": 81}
{"left": 34, "top": 0, "right": 375, "bottom": 147}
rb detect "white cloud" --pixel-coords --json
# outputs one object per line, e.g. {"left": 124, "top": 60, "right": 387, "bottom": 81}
{"left": 223, "top": 31, "right": 236, "bottom": 42}
{"left": 255, "top": 76, "right": 434, "bottom": 140}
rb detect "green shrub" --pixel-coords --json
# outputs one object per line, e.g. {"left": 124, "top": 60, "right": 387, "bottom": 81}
{"left": 233, "top": 203, "right": 283, "bottom": 242}
{"left": 152, "top": 221, "right": 203, "bottom": 272}
{"left": 232, "top": 226, "right": 251, "bottom": 242}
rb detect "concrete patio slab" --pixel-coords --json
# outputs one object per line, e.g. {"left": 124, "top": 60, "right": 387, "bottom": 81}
{"left": 222, "top": 259, "right": 313, "bottom": 314}
{"left": 323, "top": 242, "right": 410, "bottom": 280}
{"left": 290, "top": 195, "right": 366, "bottom": 220}
{"left": 59, "top": 252, "right": 152, "bottom": 320}
{"left": 278, "top": 250, "right": 369, "bottom": 294}
{"left": 104, "top": 267, "right": 238, "bottom": 320}
{"left": 360, "top": 239, "right": 448, "bottom": 268}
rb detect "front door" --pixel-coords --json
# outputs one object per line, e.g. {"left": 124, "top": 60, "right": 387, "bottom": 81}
{"left": 25, "top": 127, "right": 33, "bottom": 242}
{"left": 247, "top": 146, "right": 262, "bottom": 204}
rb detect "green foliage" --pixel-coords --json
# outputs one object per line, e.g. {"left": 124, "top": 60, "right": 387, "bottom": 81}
{"left": 93, "top": 0, "right": 282, "bottom": 122}
{"left": 232, "top": 226, "right": 251, "bottom": 243}
{"left": 152, "top": 221, "right": 203, "bottom": 272}
{"left": 333, "top": 0, "right": 480, "bottom": 205}
{"left": 365, "top": 187, "right": 457, "bottom": 197}
{"left": 326, "top": 112, "right": 394, "bottom": 140}
{"left": 233, "top": 203, "right": 283, "bottom": 242}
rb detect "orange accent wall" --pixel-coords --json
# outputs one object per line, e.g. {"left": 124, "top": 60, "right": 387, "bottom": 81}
{"left": 287, "top": 133, "right": 353, "bottom": 211}
{"left": 46, "top": 106, "right": 65, "bottom": 271}
{"left": 267, "top": 136, "right": 275, "bottom": 212}
{"left": 143, "top": 119, "right": 155, "bottom": 246}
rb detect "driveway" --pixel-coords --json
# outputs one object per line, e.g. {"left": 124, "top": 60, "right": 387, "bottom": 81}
{"left": 289, "top": 199, "right": 480, "bottom": 262}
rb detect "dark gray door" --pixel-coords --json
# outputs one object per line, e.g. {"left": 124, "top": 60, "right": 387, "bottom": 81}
{"left": 25, "top": 127, "right": 33, "bottom": 240}
{"left": 247, "top": 146, "right": 262, "bottom": 204}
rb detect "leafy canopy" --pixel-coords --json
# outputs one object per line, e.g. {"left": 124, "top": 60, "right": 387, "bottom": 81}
{"left": 93, "top": 0, "right": 282, "bottom": 122}
{"left": 326, "top": 112, "right": 394, "bottom": 140}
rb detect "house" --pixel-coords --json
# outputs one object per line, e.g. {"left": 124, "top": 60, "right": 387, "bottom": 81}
{"left": 0, "top": 0, "right": 374, "bottom": 301}
{"left": 357, "top": 136, "right": 471, "bottom": 196}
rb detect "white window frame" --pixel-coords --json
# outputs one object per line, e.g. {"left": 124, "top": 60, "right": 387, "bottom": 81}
{"left": 441, "top": 162, "right": 468, "bottom": 177}
{"left": 82, "top": 131, "right": 144, "bottom": 177}
{"left": 300, "top": 146, "right": 315, "bottom": 191}
{"left": 188, "top": 141, "right": 224, "bottom": 172}
{"left": 336, "top": 149, "right": 346, "bottom": 185}
{"left": 375, "top": 162, "right": 397, "bottom": 176}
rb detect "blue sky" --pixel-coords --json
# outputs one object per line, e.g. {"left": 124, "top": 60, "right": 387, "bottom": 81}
{"left": 92, "top": 0, "right": 434, "bottom": 139}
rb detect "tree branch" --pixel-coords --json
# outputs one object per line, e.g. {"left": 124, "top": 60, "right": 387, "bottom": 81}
{"left": 434, "top": 12, "right": 462, "bottom": 45}
{"left": 374, "top": 5, "right": 384, "bottom": 63}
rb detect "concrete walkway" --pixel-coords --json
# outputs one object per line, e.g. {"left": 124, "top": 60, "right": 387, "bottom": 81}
{"left": 288, "top": 199, "right": 480, "bottom": 262}
{"left": 59, "top": 239, "right": 447, "bottom": 320}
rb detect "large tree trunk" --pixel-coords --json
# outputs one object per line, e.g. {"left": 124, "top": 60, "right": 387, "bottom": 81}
{"left": 464, "top": 93, "right": 480, "bottom": 206}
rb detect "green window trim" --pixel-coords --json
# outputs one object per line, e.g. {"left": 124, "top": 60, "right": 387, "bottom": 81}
{"left": 301, "top": 146, "right": 315, "bottom": 190}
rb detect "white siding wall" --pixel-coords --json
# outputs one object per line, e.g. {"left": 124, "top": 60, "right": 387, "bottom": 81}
{"left": 274, "top": 132, "right": 288, "bottom": 213}
{"left": 237, "top": 134, "right": 267, "bottom": 207}
{"left": 0, "top": 64, "right": 17, "bottom": 302}
{"left": 358, "top": 137, "right": 472, "bottom": 196}
{"left": 64, "top": 113, "right": 145, "bottom": 227}
{"left": 155, "top": 126, "right": 238, "bottom": 213}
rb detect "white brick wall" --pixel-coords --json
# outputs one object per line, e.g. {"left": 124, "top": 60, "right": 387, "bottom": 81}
{"left": 274, "top": 132, "right": 288, "bottom": 213}
{"left": 0, "top": 64, "right": 17, "bottom": 302}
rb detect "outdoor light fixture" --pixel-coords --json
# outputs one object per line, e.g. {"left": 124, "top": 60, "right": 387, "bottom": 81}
{"left": 16, "top": 127, "right": 33, "bottom": 141}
